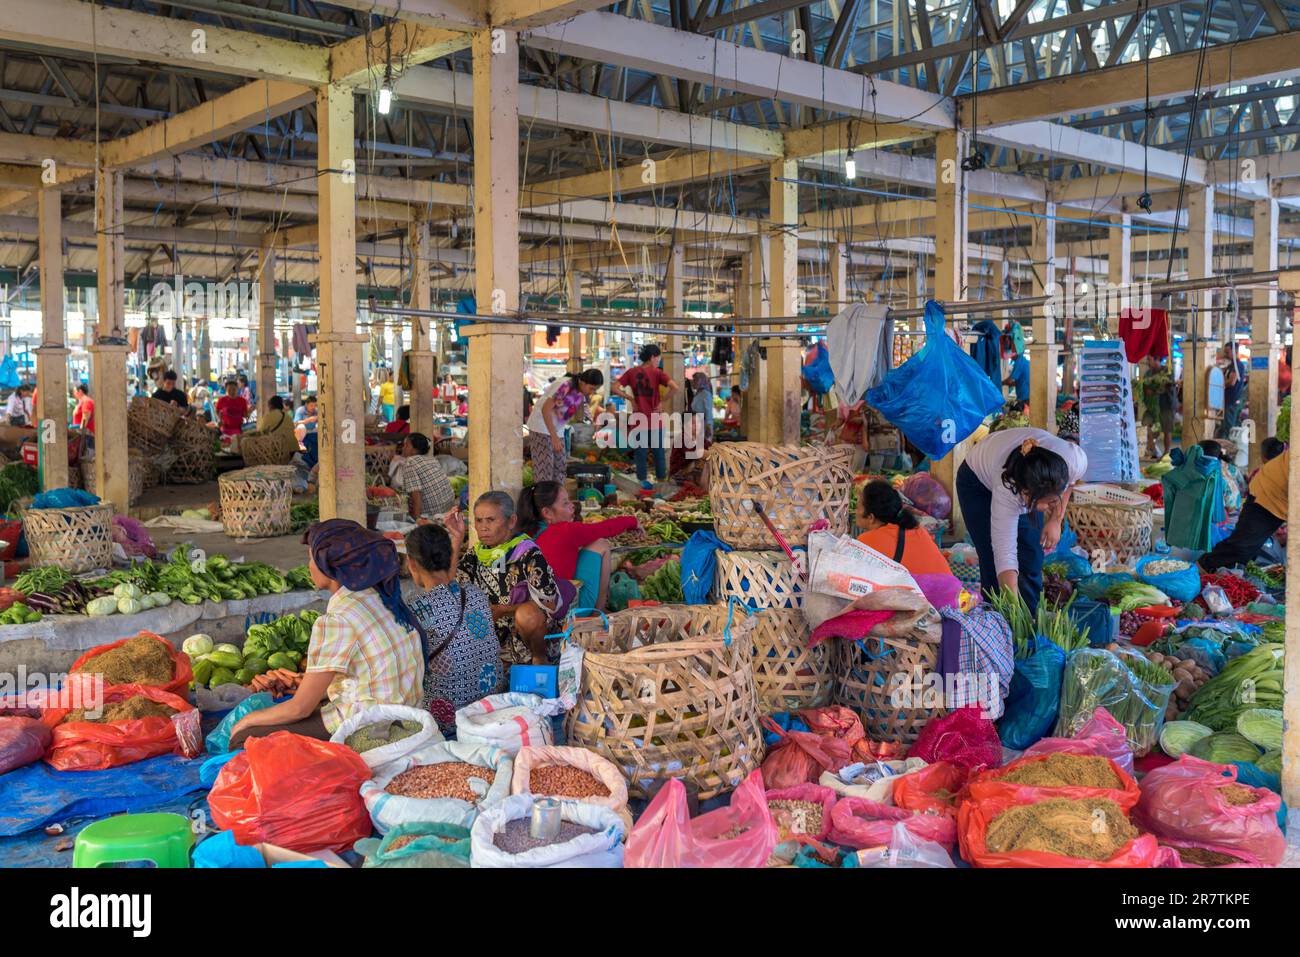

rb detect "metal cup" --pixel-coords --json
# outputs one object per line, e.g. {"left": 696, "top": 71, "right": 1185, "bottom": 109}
{"left": 529, "top": 797, "right": 562, "bottom": 841}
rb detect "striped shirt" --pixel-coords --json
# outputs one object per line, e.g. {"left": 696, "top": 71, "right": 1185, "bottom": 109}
{"left": 307, "top": 585, "right": 425, "bottom": 734}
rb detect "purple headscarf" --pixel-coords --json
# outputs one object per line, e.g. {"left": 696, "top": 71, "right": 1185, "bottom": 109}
{"left": 305, "top": 519, "right": 428, "bottom": 654}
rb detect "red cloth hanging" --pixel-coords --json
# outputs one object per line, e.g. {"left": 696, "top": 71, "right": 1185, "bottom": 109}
{"left": 1118, "top": 307, "right": 1170, "bottom": 363}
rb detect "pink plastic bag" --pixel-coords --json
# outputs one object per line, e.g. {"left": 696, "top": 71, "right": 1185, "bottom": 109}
{"left": 908, "top": 707, "right": 1003, "bottom": 772}
{"left": 1023, "top": 707, "right": 1134, "bottom": 776}
{"left": 0, "top": 716, "right": 51, "bottom": 775}
{"left": 902, "top": 473, "right": 952, "bottom": 521}
{"left": 1134, "top": 755, "right": 1284, "bottom": 866}
{"left": 1153, "top": 837, "right": 1266, "bottom": 868}
{"left": 759, "top": 717, "right": 852, "bottom": 789}
{"left": 626, "top": 769, "right": 778, "bottom": 868}
{"left": 765, "top": 783, "right": 838, "bottom": 841}
{"left": 828, "top": 795, "right": 957, "bottom": 851}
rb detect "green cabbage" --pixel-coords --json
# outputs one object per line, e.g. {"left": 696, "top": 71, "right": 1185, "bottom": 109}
{"left": 148, "top": 592, "right": 172, "bottom": 607}
{"left": 1257, "top": 749, "right": 1282, "bottom": 776}
{"left": 112, "top": 582, "right": 144, "bottom": 601}
{"left": 1158, "top": 719, "right": 1214, "bottom": 757}
{"left": 1188, "top": 732, "right": 1262, "bottom": 764}
{"left": 182, "top": 634, "right": 214, "bottom": 657}
{"left": 1105, "top": 581, "right": 1170, "bottom": 613}
{"left": 214, "top": 643, "right": 241, "bottom": 656}
{"left": 86, "top": 596, "right": 118, "bottom": 617}
{"left": 137, "top": 595, "right": 155, "bottom": 610}
{"left": 1236, "top": 708, "right": 1283, "bottom": 751}
{"left": 116, "top": 597, "right": 143, "bottom": 615}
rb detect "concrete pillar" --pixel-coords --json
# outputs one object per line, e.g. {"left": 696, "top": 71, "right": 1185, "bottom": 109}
{"left": 313, "top": 83, "right": 367, "bottom": 523}
{"left": 408, "top": 218, "right": 436, "bottom": 439}
{"left": 741, "top": 236, "right": 770, "bottom": 441}
{"left": 929, "top": 129, "right": 970, "bottom": 537}
{"left": 256, "top": 236, "right": 277, "bottom": 418}
{"left": 1029, "top": 201, "right": 1058, "bottom": 432}
{"left": 1107, "top": 214, "right": 1132, "bottom": 337}
{"left": 466, "top": 27, "right": 527, "bottom": 502}
{"left": 1248, "top": 196, "right": 1279, "bottom": 468}
{"left": 36, "top": 188, "right": 69, "bottom": 491}
{"left": 663, "top": 243, "right": 686, "bottom": 416}
{"left": 1181, "top": 186, "right": 1217, "bottom": 447}
{"left": 829, "top": 242, "right": 850, "bottom": 312}
{"left": 566, "top": 267, "right": 583, "bottom": 375}
{"left": 197, "top": 318, "right": 211, "bottom": 386}
{"left": 763, "top": 157, "right": 801, "bottom": 446}
{"left": 1283, "top": 378, "right": 1300, "bottom": 808}
{"left": 91, "top": 168, "right": 130, "bottom": 511}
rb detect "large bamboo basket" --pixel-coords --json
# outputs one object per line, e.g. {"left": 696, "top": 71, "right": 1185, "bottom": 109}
{"left": 750, "top": 608, "right": 832, "bottom": 713}
{"left": 830, "top": 606, "right": 946, "bottom": 745}
{"left": 565, "top": 603, "right": 764, "bottom": 801}
{"left": 167, "top": 417, "right": 217, "bottom": 484}
{"left": 127, "top": 396, "right": 183, "bottom": 453}
{"left": 22, "top": 502, "right": 114, "bottom": 573}
{"left": 79, "top": 454, "right": 146, "bottom": 506}
{"left": 365, "top": 443, "right": 397, "bottom": 487}
{"left": 715, "top": 549, "right": 805, "bottom": 609}
{"left": 707, "top": 442, "right": 856, "bottom": 549}
{"left": 218, "top": 465, "right": 295, "bottom": 540}
{"left": 240, "top": 431, "right": 294, "bottom": 467}
{"left": 1065, "top": 483, "right": 1153, "bottom": 565}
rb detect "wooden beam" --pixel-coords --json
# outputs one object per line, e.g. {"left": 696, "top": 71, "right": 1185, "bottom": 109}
{"left": 0, "top": 132, "right": 96, "bottom": 168}
{"left": 408, "top": 217, "right": 436, "bottom": 440}
{"left": 36, "top": 188, "right": 68, "bottom": 490}
{"left": 91, "top": 168, "right": 130, "bottom": 510}
{"left": 1249, "top": 197, "right": 1280, "bottom": 467}
{"left": 490, "top": 0, "right": 619, "bottom": 29}
{"left": 1182, "top": 186, "right": 1216, "bottom": 446}
{"left": 764, "top": 157, "right": 801, "bottom": 445}
{"left": 255, "top": 237, "right": 277, "bottom": 423}
{"left": 521, "top": 149, "right": 765, "bottom": 208}
{"left": 329, "top": 25, "right": 469, "bottom": 88}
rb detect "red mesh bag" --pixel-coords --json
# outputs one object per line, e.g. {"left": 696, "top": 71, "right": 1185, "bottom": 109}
{"left": 907, "top": 707, "right": 1002, "bottom": 772}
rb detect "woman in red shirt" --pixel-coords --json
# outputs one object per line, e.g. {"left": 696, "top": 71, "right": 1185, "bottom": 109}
{"left": 215, "top": 379, "right": 249, "bottom": 437}
{"left": 72, "top": 384, "right": 95, "bottom": 434}
{"left": 517, "top": 481, "right": 638, "bottom": 611}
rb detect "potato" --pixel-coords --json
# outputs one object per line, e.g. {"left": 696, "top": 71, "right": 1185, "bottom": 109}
{"left": 1107, "top": 642, "right": 1120, "bottom": 652}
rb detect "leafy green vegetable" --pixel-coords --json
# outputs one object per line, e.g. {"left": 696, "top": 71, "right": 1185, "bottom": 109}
{"left": 639, "top": 558, "right": 684, "bottom": 603}
{"left": 1236, "top": 708, "right": 1283, "bottom": 751}
{"left": 1158, "top": 719, "right": 1214, "bottom": 757}
{"left": 0, "top": 463, "right": 39, "bottom": 514}
{"left": 1105, "top": 581, "right": 1170, "bottom": 613}
{"left": 1186, "top": 646, "right": 1284, "bottom": 732}
{"left": 1257, "top": 749, "right": 1282, "bottom": 776}
{"left": 1187, "top": 732, "right": 1262, "bottom": 764}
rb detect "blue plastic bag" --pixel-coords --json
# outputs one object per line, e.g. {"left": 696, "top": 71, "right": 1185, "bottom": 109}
{"left": 1069, "top": 596, "right": 1116, "bottom": 648}
{"left": 192, "top": 829, "right": 265, "bottom": 868}
{"left": 802, "top": 342, "right": 835, "bottom": 395}
{"left": 996, "top": 636, "right": 1067, "bottom": 751}
{"left": 1175, "top": 637, "right": 1227, "bottom": 677}
{"left": 680, "top": 530, "right": 731, "bottom": 604}
{"left": 205, "top": 692, "right": 274, "bottom": 754}
{"left": 865, "top": 300, "right": 1005, "bottom": 460}
{"left": 1076, "top": 572, "right": 1135, "bottom": 601}
{"left": 1135, "top": 555, "right": 1202, "bottom": 602}
{"left": 761, "top": 711, "right": 810, "bottom": 747}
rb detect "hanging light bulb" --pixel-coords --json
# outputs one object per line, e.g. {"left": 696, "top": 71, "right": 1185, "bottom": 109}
{"left": 1077, "top": 279, "right": 1090, "bottom": 295}
{"left": 844, "top": 150, "right": 856, "bottom": 180}
{"left": 377, "top": 65, "right": 394, "bottom": 115}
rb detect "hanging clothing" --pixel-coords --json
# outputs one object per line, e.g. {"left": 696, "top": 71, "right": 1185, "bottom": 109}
{"left": 711, "top": 327, "right": 734, "bottom": 372}
{"left": 969, "top": 319, "right": 1002, "bottom": 385}
{"left": 999, "top": 321, "right": 1025, "bottom": 360}
{"left": 1161, "top": 445, "right": 1226, "bottom": 552}
{"left": 1118, "top": 307, "right": 1170, "bottom": 364}
{"left": 292, "top": 323, "right": 311, "bottom": 356}
{"left": 825, "top": 302, "right": 893, "bottom": 405}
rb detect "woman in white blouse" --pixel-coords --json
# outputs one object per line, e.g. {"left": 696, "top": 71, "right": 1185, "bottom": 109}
{"left": 955, "top": 427, "right": 1088, "bottom": 615}
{"left": 4, "top": 386, "right": 32, "bottom": 426}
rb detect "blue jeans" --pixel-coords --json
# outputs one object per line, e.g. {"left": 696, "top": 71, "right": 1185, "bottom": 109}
{"left": 956, "top": 462, "right": 1045, "bottom": 615}
{"left": 633, "top": 444, "right": 667, "bottom": 483}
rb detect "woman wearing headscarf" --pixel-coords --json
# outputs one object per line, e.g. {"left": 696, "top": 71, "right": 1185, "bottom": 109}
{"left": 445, "top": 491, "right": 571, "bottom": 677}
{"left": 689, "top": 371, "right": 714, "bottom": 443}
{"left": 228, "top": 519, "right": 426, "bottom": 748}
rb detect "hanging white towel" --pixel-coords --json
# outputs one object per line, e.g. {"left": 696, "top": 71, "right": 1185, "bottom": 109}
{"left": 827, "top": 303, "right": 893, "bottom": 405}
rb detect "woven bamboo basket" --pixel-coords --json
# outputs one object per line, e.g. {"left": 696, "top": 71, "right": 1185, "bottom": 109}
{"left": 22, "top": 502, "right": 114, "bottom": 573}
{"left": 707, "top": 442, "right": 856, "bottom": 549}
{"left": 239, "top": 431, "right": 294, "bottom": 467}
{"left": 565, "top": 603, "right": 764, "bottom": 801}
{"left": 1065, "top": 483, "right": 1154, "bottom": 565}
{"left": 714, "top": 549, "right": 805, "bottom": 609}
{"left": 167, "top": 418, "right": 217, "bottom": 484}
{"left": 127, "top": 396, "right": 183, "bottom": 453}
{"left": 830, "top": 607, "right": 946, "bottom": 745}
{"left": 750, "top": 608, "right": 832, "bottom": 713}
{"left": 365, "top": 444, "right": 397, "bottom": 487}
{"left": 219, "top": 465, "right": 295, "bottom": 539}
{"left": 79, "top": 455, "right": 146, "bottom": 506}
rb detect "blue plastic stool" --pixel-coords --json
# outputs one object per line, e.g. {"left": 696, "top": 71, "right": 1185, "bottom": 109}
{"left": 73, "top": 813, "right": 195, "bottom": 869}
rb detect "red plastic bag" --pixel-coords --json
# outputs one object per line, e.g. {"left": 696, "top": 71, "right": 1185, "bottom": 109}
{"left": 1154, "top": 838, "right": 1266, "bottom": 868}
{"left": 759, "top": 717, "right": 852, "bottom": 789}
{"left": 829, "top": 795, "right": 957, "bottom": 851}
{"left": 957, "top": 794, "right": 1159, "bottom": 868}
{"left": 0, "top": 716, "right": 51, "bottom": 774}
{"left": 893, "top": 761, "right": 968, "bottom": 818}
{"left": 765, "top": 783, "right": 838, "bottom": 841}
{"left": 208, "top": 731, "right": 374, "bottom": 854}
{"left": 796, "top": 706, "right": 864, "bottom": 748}
{"left": 1133, "top": 755, "right": 1285, "bottom": 866}
{"left": 966, "top": 752, "right": 1141, "bottom": 812}
{"left": 44, "top": 685, "right": 200, "bottom": 771}
{"left": 908, "top": 707, "right": 1002, "bottom": 772}
{"left": 1023, "top": 707, "right": 1134, "bottom": 776}
{"left": 65, "top": 632, "right": 193, "bottom": 700}
{"left": 626, "top": 769, "right": 778, "bottom": 868}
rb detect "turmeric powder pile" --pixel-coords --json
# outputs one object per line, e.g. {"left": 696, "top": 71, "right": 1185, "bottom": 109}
{"left": 985, "top": 798, "right": 1136, "bottom": 861}
{"left": 997, "top": 753, "right": 1122, "bottom": 790}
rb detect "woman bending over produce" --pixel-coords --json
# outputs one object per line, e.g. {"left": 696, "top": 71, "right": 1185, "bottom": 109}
{"left": 446, "top": 491, "right": 571, "bottom": 676}
{"left": 855, "top": 479, "right": 950, "bottom": 577}
{"left": 518, "top": 481, "right": 638, "bottom": 611}
{"left": 227, "top": 519, "right": 426, "bottom": 748}
{"left": 406, "top": 523, "right": 501, "bottom": 734}
{"left": 956, "top": 427, "right": 1088, "bottom": 615}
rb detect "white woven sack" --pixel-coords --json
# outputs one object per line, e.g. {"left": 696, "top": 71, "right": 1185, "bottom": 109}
{"left": 361, "top": 740, "right": 513, "bottom": 834}
{"left": 470, "top": 794, "right": 624, "bottom": 868}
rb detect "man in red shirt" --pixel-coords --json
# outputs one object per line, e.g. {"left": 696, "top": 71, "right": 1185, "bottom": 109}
{"left": 613, "top": 343, "right": 680, "bottom": 488}
{"left": 215, "top": 379, "right": 249, "bottom": 437}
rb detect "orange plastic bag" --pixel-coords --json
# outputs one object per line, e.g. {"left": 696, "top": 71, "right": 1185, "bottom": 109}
{"left": 893, "top": 761, "right": 969, "bottom": 818}
{"left": 44, "top": 684, "right": 201, "bottom": 771}
{"left": 759, "top": 717, "right": 852, "bottom": 789}
{"left": 65, "top": 632, "right": 193, "bottom": 699}
{"left": 965, "top": 753, "right": 1141, "bottom": 812}
{"left": 957, "top": 794, "right": 1159, "bottom": 868}
{"left": 626, "top": 769, "right": 778, "bottom": 868}
{"left": 209, "top": 732, "right": 374, "bottom": 853}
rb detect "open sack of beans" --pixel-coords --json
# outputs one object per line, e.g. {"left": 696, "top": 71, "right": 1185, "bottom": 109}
{"left": 44, "top": 684, "right": 202, "bottom": 771}
{"left": 511, "top": 745, "right": 632, "bottom": 832}
{"left": 456, "top": 693, "right": 555, "bottom": 755}
{"left": 356, "top": 821, "right": 472, "bottom": 869}
{"left": 765, "top": 783, "right": 837, "bottom": 842}
{"left": 470, "top": 794, "right": 625, "bottom": 868}
{"left": 331, "top": 703, "right": 444, "bottom": 773}
{"left": 626, "top": 769, "right": 778, "bottom": 869}
{"left": 829, "top": 794, "right": 958, "bottom": 851}
{"left": 964, "top": 752, "right": 1141, "bottom": 811}
{"left": 361, "top": 740, "right": 514, "bottom": 833}
{"left": 957, "top": 793, "right": 1159, "bottom": 868}
{"left": 1133, "top": 754, "right": 1284, "bottom": 866}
